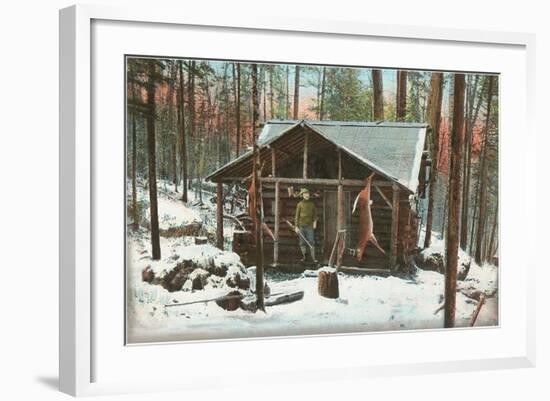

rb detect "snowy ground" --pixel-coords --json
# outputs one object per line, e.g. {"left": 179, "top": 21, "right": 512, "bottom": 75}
{"left": 126, "top": 180, "right": 498, "bottom": 344}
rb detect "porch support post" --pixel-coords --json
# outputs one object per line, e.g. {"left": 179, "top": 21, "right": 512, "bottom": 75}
{"left": 274, "top": 181, "right": 280, "bottom": 265}
{"left": 271, "top": 147, "right": 276, "bottom": 177}
{"left": 390, "top": 183, "right": 400, "bottom": 268}
{"left": 338, "top": 148, "right": 342, "bottom": 180}
{"left": 216, "top": 181, "right": 224, "bottom": 250}
{"left": 337, "top": 183, "right": 345, "bottom": 267}
{"left": 303, "top": 131, "right": 308, "bottom": 179}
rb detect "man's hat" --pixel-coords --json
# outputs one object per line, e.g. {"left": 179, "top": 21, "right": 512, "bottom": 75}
{"left": 299, "top": 188, "right": 310, "bottom": 196}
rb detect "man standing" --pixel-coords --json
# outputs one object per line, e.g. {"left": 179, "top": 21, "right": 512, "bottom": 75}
{"left": 294, "top": 188, "right": 317, "bottom": 263}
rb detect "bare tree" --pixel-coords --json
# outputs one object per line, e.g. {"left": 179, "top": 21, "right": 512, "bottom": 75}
{"left": 269, "top": 66, "right": 274, "bottom": 119}
{"left": 146, "top": 60, "right": 161, "bottom": 260}
{"left": 319, "top": 67, "right": 326, "bottom": 120}
{"left": 187, "top": 61, "right": 196, "bottom": 191}
{"left": 475, "top": 76, "right": 495, "bottom": 265}
{"left": 372, "top": 69, "right": 384, "bottom": 120}
{"left": 396, "top": 70, "right": 407, "bottom": 121}
{"left": 168, "top": 62, "right": 178, "bottom": 192}
{"left": 178, "top": 60, "right": 188, "bottom": 202}
{"left": 285, "top": 65, "right": 290, "bottom": 119}
{"left": 235, "top": 63, "right": 241, "bottom": 157}
{"left": 423, "top": 72, "right": 443, "bottom": 248}
{"left": 293, "top": 65, "right": 300, "bottom": 119}
{"left": 460, "top": 76, "right": 485, "bottom": 249}
{"left": 251, "top": 64, "right": 265, "bottom": 311}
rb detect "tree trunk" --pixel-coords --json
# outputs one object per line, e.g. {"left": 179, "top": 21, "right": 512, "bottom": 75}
{"left": 475, "top": 76, "right": 495, "bottom": 265}
{"left": 396, "top": 70, "right": 407, "bottom": 121}
{"left": 469, "top": 175, "right": 479, "bottom": 254}
{"left": 460, "top": 76, "right": 485, "bottom": 249}
{"left": 286, "top": 65, "right": 290, "bottom": 119}
{"left": 188, "top": 61, "right": 196, "bottom": 191}
{"left": 488, "top": 200, "right": 498, "bottom": 262}
{"left": 269, "top": 66, "right": 274, "bottom": 119}
{"left": 372, "top": 69, "right": 384, "bottom": 120}
{"left": 131, "top": 111, "right": 138, "bottom": 230}
{"left": 293, "top": 65, "right": 300, "bottom": 119}
{"left": 319, "top": 67, "right": 326, "bottom": 120}
{"left": 178, "top": 61, "right": 188, "bottom": 202}
{"left": 316, "top": 68, "right": 322, "bottom": 119}
{"left": 262, "top": 67, "right": 267, "bottom": 121}
{"left": 168, "top": 63, "right": 178, "bottom": 192}
{"left": 252, "top": 64, "right": 265, "bottom": 312}
{"left": 146, "top": 61, "right": 161, "bottom": 260}
{"left": 448, "top": 75, "right": 455, "bottom": 134}
{"left": 444, "top": 73, "right": 465, "bottom": 328}
{"left": 235, "top": 63, "right": 241, "bottom": 157}
{"left": 424, "top": 72, "right": 443, "bottom": 248}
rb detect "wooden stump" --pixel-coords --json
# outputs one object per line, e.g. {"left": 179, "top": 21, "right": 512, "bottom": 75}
{"left": 318, "top": 268, "right": 339, "bottom": 299}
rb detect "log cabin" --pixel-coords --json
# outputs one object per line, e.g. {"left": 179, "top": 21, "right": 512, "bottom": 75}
{"left": 206, "top": 120, "right": 430, "bottom": 273}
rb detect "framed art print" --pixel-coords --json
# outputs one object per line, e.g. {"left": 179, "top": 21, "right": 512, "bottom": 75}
{"left": 59, "top": 4, "right": 536, "bottom": 396}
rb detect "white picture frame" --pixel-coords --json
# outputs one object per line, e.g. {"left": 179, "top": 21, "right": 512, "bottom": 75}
{"left": 59, "top": 3, "right": 536, "bottom": 397}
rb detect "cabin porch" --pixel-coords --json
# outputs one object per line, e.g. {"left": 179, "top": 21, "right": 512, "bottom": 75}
{"left": 216, "top": 176, "right": 413, "bottom": 271}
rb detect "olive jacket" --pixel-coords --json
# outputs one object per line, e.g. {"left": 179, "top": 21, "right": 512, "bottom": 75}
{"left": 294, "top": 199, "right": 317, "bottom": 227}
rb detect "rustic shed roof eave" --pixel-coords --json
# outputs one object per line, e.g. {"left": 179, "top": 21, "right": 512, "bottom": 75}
{"left": 205, "top": 122, "right": 302, "bottom": 182}
{"left": 205, "top": 149, "right": 254, "bottom": 182}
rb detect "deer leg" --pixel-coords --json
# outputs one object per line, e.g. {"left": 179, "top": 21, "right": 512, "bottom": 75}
{"left": 370, "top": 234, "right": 386, "bottom": 255}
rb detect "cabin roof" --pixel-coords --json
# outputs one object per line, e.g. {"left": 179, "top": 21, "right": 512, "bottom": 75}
{"left": 207, "top": 120, "right": 429, "bottom": 193}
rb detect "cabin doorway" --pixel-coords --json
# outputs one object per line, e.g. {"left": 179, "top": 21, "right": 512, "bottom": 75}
{"left": 323, "top": 190, "right": 351, "bottom": 262}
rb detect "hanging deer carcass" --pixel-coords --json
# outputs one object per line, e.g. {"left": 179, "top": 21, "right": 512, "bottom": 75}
{"left": 352, "top": 172, "right": 386, "bottom": 261}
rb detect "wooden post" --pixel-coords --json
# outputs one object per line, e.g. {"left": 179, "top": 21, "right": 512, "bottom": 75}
{"left": 337, "top": 183, "right": 344, "bottom": 267}
{"left": 303, "top": 131, "right": 308, "bottom": 179}
{"left": 273, "top": 181, "right": 280, "bottom": 265}
{"left": 390, "top": 184, "right": 400, "bottom": 268}
{"left": 271, "top": 147, "right": 276, "bottom": 177}
{"left": 216, "top": 182, "right": 224, "bottom": 250}
{"left": 337, "top": 149, "right": 342, "bottom": 180}
{"left": 337, "top": 184, "right": 344, "bottom": 231}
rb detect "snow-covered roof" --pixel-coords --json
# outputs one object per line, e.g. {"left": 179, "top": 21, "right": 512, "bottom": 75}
{"left": 207, "top": 120, "right": 428, "bottom": 193}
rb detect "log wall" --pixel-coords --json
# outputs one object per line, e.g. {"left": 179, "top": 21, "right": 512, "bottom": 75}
{"left": 232, "top": 182, "right": 419, "bottom": 270}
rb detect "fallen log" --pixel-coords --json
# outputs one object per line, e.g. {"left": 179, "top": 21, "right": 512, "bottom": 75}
{"left": 469, "top": 294, "right": 486, "bottom": 327}
{"left": 165, "top": 292, "right": 244, "bottom": 308}
{"left": 264, "top": 291, "right": 304, "bottom": 307}
{"left": 338, "top": 266, "right": 391, "bottom": 277}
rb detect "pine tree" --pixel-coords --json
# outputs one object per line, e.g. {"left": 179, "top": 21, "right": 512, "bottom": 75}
{"left": 396, "top": 70, "right": 407, "bottom": 121}
{"left": 146, "top": 60, "right": 161, "bottom": 260}
{"left": 444, "top": 73, "right": 465, "bottom": 328}
{"left": 372, "top": 69, "right": 384, "bottom": 120}
{"left": 475, "top": 76, "right": 495, "bottom": 264}
{"left": 293, "top": 65, "right": 300, "bottom": 119}
{"left": 424, "top": 72, "right": 443, "bottom": 248}
{"left": 251, "top": 64, "right": 265, "bottom": 311}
